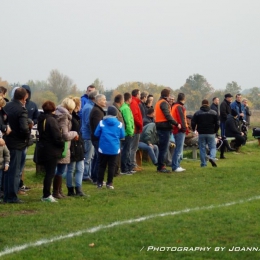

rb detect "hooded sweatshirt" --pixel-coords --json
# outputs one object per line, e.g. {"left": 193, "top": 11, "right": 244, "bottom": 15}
{"left": 94, "top": 116, "right": 125, "bottom": 155}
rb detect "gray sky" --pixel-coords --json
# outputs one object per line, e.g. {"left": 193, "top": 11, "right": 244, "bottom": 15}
{"left": 1, "top": 0, "right": 260, "bottom": 91}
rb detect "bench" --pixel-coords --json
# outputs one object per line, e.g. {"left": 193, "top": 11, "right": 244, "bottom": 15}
{"left": 183, "top": 145, "right": 198, "bottom": 160}
{"left": 136, "top": 149, "right": 151, "bottom": 167}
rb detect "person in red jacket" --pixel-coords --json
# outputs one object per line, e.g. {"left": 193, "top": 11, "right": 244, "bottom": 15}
{"left": 130, "top": 89, "right": 143, "bottom": 171}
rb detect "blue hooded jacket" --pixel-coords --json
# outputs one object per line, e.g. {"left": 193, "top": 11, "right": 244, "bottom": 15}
{"left": 94, "top": 116, "right": 125, "bottom": 155}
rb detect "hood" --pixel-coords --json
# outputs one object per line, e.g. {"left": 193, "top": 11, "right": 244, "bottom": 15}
{"left": 21, "top": 85, "right": 32, "bottom": 101}
{"left": 200, "top": 105, "right": 210, "bottom": 112}
{"left": 103, "top": 116, "right": 119, "bottom": 126}
{"left": 131, "top": 96, "right": 141, "bottom": 104}
{"left": 55, "top": 105, "right": 72, "bottom": 120}
{"left": 227, "top": 114, "right": 234, "bottom": 119}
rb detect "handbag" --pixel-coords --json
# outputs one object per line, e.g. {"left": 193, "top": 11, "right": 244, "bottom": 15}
{"left": 61, "top": 141, "right": 68, "bottom": 158}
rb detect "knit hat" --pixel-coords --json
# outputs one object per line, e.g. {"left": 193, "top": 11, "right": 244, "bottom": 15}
{"left": 231, "top": 109, "right": 238, "bottom": 117}
{"left": 202, "top": 99, "right": 209, "bottom": 105}
{"left": 107, "top": 106, "right": 117, "bottom": 116}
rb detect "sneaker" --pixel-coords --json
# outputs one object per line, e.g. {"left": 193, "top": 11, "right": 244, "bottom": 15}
{"left": 20, "top": 185, "right": 31, "bottom": 191}
{"left": 157, "top": 167, "right": 171, "bottom": 173}
{"left": 106, "top": 184, "right": 114, "bottom": 189}
{"left": 120, "top": 171, "right": 133, "bottom": 175}
{"left": 130, "top": 170, "right": 136, "bottom": 174}
{"left": 133, "top": 167, "right": 142, "bottom": 171}
{"left": 97, "top": 184, "right": 103, "bottom": 189}
{"left": 41, "top": 195, "right": 58, "bottom": 203}
{"left": 179, "top": 167, "right": 186, "bottom": 171}
{"left": 209, "top": 158, "right": 217, "bottom": 167}
{"left": 174, "top": 167, "right": 185, "bottom": 172}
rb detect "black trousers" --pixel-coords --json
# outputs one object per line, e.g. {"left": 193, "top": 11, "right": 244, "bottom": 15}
{"left": 43, "top": 158, "right": 58, "bottom": 198}
{"left": 98, "top": 153, "right": 118, "bottom": 185}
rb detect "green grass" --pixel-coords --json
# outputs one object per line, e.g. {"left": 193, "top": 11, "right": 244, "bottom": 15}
{"left": 1, "top": 141, "right": 260, "bottom": 259}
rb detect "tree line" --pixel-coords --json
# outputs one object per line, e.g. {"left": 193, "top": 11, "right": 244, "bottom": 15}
{"left": 2, "top": 70, "right": 260, "bottom": 110}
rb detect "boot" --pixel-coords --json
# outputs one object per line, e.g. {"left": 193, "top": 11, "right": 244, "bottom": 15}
{"left": 235, "top": 146, "right": 241, "bottom": 153}
{"left": 223, "top": 139, "right": 236, "bottom": 151}
{"left": 67, "top": 187, "right": 75, "bottom": 196}
{"left": 220, "top": 144, "right": 226, "bottom": 159}
{"left": 52, "top": 175, "right": 63, "bottom": 199}
{"left": 75, "top": 186, "right": 86, "bottom": 197}
{"left": 58, "top": 176, "right": 67, "bottom": 198}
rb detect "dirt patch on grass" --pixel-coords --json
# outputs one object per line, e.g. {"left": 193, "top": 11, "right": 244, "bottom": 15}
{"left": 0, "top": 210, "right": 38, "bottom": 218}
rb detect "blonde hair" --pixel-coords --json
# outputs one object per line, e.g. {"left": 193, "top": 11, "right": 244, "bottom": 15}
{"left": 71, "top": 96, "right": 81, "bottom": 110}
{"left": 0, "top": 97, "right": 6, "bottom": 108}
{"left": 61, "top": 97, "right": 76, "bottom": 113}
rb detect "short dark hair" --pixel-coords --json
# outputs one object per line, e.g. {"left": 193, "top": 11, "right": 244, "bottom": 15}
{"left": 236, "top": 93, "right": 242, "bottom": 98}
{"left": 147, "top": 108, "right": 154, "bottom": 115}
{"left": 140, "top": 91, "right": 148, "bottom": 100}
{"left": 87, "top": 85, "right": 95, "bottom": 91}
{"left": 161, "top": 89, "right": 170, "bottom": 98}
{"left": 114, "top": 94, "right": 123, "bottom": 103}
{"left": 14, "top": 87, "right": 27, "bottom": 100}
{"left": 177, "top": 93, "right": 185, "bottom": 102}
{"left": 131, "top": 89, "right": 140, "bottom": 97}
{"left": 0, "top": 86, "right": 7, "bottom": 95}
{"left": 212, "top": 97, "right": 217, "bottom": 102}
{"left": 202, "top": 99, "right": 209, "bottom": 105}
{"left": 124, "top": 92, "right": 131, "bottom": 102}
{"left": 42, "top": 101, "right": 56, "bottom": 113}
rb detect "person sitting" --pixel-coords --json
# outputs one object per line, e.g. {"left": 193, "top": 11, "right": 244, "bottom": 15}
{"left": 185, "top": 115, "right": 198, "bottom": 147}
{"left": 225, "top": 109, "right": 247, "bottom": 152}
{"left": 138, "top": 122, "right": 159, "bottom": 165}
{"left": 143, "top": 108, "right": 155, "bottom": 126}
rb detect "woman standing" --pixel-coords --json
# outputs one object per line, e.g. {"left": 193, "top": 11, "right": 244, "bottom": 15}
{"left": 66, "top": 97, "right": 86, "bottom": 196}
{"left": 37, "top": 101, "right": 64, "bottom": 202}
{"left": 53, "top": 98, "right": 78, "bottom": 199}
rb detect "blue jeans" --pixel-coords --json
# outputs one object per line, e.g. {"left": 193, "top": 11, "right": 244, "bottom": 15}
{"left": 56, "top": 164, "right": 67, "bottom": 176}
{"left": 83, "top": 139, "right": 94, "bottom": 180}
{"left": 172, "top": 132, "right": 185, "bottom": 171}
{"left": 138, "top": 142, "right": 158, "bottom": 165}
{"left": 220, "top": 121, "right": 226, "bottom": 137}
{"left": 157, "top": 130, "right": 171, "bottom": 170}
{"left": 4, "top": 149, "right": 23, "bottom": 203}
{"left": 199, "top": 134, "right": 216, "bottom": 167}
{"left": 66, "top": 160, "right": 84, "bottom": 187}
{"left": 91, "top": 140, "right": 100, "bottom": 183}
{"left": 121, "top": 135, "right": 133, "bottom": 172}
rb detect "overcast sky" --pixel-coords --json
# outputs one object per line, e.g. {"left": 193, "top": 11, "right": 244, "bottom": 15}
{"left": 1, "top": 0, "right": 260, "bottom": 91}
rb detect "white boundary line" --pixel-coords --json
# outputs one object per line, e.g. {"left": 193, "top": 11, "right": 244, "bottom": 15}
{"left": 0, "top": 195, "right": 259, "bottom": 257}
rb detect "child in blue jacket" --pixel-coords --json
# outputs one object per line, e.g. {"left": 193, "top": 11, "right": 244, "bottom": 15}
{"left": 94, "top": 106, "right": 125, "bottom": 189}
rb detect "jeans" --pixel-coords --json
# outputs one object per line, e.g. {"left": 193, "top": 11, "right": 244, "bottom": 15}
{"left": 0, "top": 169, "right": 3, "bottom": 191}
{"left": 4, "top": 149, "right": 23, "bottom": 203}
{"left": 199, "top": 134, "right": 216, "bottom": 167}
{"left": 220, "top": 121, "right": 226, "bottom": 137}
{"left": 56, "top": 164, "right": 67, "bottom": 176}
{"left": 138, "top": 142, "right": 158, "bottom": 165}
{"left": 83, "top": 139, "right": 94, "bottom": 180}
{"left": 91, "top": 140, "right": 100, "bottom": 183}
{"left": 157, "top": 130, "right": 171, "bottom": 170}
{"left": 172, "top": 132, "right": 185, "bottom": 171}
{"left": 66, "top": 160, "right": 84, "bottom": 188}
{"left": 130, "top": 133, "right": 140, "bottom": 168}
{"left": 121, "top": 135, "right": 133, "bottom": 172}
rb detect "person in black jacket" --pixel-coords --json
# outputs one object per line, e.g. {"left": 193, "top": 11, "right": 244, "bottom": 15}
{"left": 66, "top": 97, "right": 86, "bottom": 196}
{"left": 37, "top": 101, "right": 64, "bottom": 202}
{"left": 192, "top": 99, "right": 219, "bottom": 168}
{"left": 3, "top": 87, "right": 31, "bottom": 203}
{"left": 220, "top": 93, "right": 233, "bottom": 137}
{"left": 89, "top": 94, "right": 106, "bottom": 184}
{"left": 225, "top": 109, "right": 247, "bottom": 151}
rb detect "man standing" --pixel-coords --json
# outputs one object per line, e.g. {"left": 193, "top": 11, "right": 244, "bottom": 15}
{"left": 171, "top": 93, "right": 188, "bottom": 172}
{"left": 130, "top": 89, "right": 143, "bottom": 171}
{"left": 210, "top": 97, "right": 219, "bottom": 118}
{"left": 81, "top": 90, "right": 98, "bottom": 181}
{"left": 230, "top": 93, "right": 246, "bottom": 130}
{"left": 89, "top": 94, "right": 106, "bottom": 185}
{"left": 79, "top": 85, "right": 96, "bottom": 119}
{"left": 155, "top": 89, "right": 180, "bottom": 173}
{"left": 139, "top": 91, "right": 148, "bottom": 120}
{"left": 220, "top": 93, "right": 233, "bottom": 137}
{"left": 192, "top": 99, "right": 219, "bottom": 168}
{"left": 120, "top": 93, "right": 134, "bottom": 175}
{"left": 242, "top": 98, "right": 251, "bottom": 125}
{"left": 3, "top": 87, "right": 30, "bottom": 203}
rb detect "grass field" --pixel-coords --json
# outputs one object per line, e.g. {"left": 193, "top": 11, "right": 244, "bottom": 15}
{"left": 0, "top": 134, "right": 260, "bottom": 259}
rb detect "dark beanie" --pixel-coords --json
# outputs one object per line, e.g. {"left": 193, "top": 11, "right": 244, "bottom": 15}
{"left": 231, "top": 109, "right": 238, "bottom": 117}
{"left": 202, "top": 99, "right": 209, "bottom": 105}
{"left": 107, "top": 106, "right": 117, "bottom": 116}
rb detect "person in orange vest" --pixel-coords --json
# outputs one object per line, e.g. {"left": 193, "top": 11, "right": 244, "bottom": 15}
{"left": 171, "top": 93, "right": 188, "bottom": 172}
{"left": 155, "top": 89, "right": 180, "bottom": 173}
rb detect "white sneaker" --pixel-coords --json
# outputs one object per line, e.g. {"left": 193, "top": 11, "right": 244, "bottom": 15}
{"left": 174, "top": 167, "right": 185, "bottom": 172}
{"left": 41, "top": 195, "right": 58, "bottom": 203}
{"left": 179, "top": 167, "right": 186, "bottom": 171}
